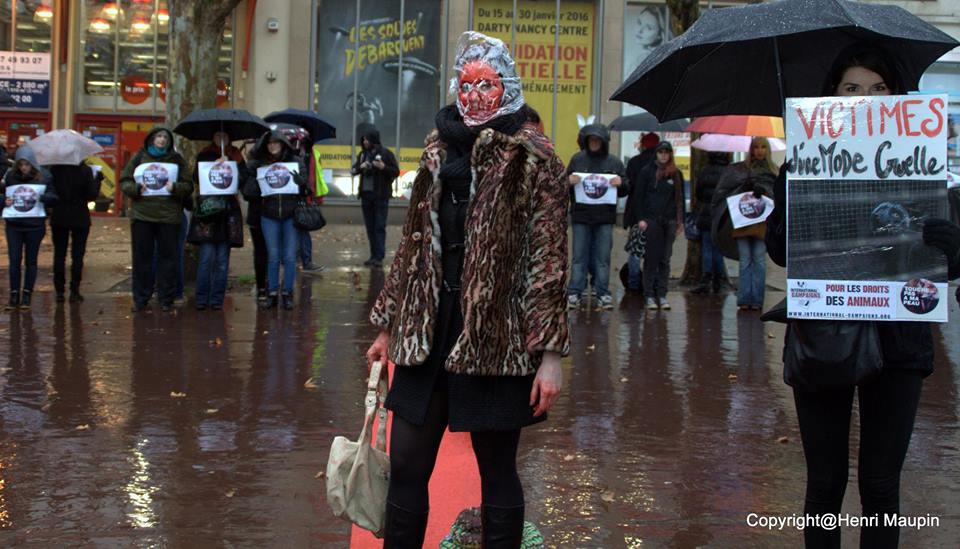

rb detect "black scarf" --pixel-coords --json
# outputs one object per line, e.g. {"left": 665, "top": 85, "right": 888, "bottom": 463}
{"left": 435, "top": 104, "right": 526, "bottom": 182}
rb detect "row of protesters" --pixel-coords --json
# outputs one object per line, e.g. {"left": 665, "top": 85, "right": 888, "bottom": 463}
{"left": 566, "top": 123, "right": 627, "bottom": 310}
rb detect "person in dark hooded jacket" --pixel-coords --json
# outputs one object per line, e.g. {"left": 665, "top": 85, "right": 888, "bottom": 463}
{"left": 566, "top": 123, "right": 628, "bottom": 310}
{"left": 622, "top": 132, "right": 661, "bottom": 291}
{"left": 49, "top": 160, "right": 101, "bottom": 303}
{"left": 690, "top": 152, "right": 731, "bottom": 295}
{"left": 242, "top": 130, "right": 310, "bottom": 310}
{"left": 2, "top": 144, "right": 56, "bottom": 310}
{"left": 120, "top": 127, "right": 193, "bottom": 312}
{"left": 351, "top": 127, "right": 399, "bottom": 267}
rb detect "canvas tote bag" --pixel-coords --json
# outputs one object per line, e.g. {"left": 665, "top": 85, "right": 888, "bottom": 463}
{"left": 326, "top": 361, "right": 390, "bottom": 537}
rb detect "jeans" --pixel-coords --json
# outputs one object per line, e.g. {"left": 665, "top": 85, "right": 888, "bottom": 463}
{"left": 249, "top": 225, "right": 267, "bottom": 292}
{"left": 6, "top": 224, "right": 45, "bottom": 293}
{"left": 152, "top": 211, "right": 187, "bottom": 298}
{"left": 736, "top": 236, "right": 766, "bottom": 307}
{"left": 261, "top": 217, "right": 298, "bottom": 294}
{"left": 700, "top": 229, "right": 727, "bottom": 276}
{"left": 627, "top": 253, "right": 642, "bottom": 291}
{"left": 569, "top": 223, "right": 612, "bottom": 298}
{"left": 793, "top": 370, "right": 923, "bottom": 548}
{"left": 361, "top": 195, "right": 389, "bottom": 261}
{"left": 643, "top": 219, "right": 677, "bottom": 299}
{"left": 298, "top": 229, "right": 313, "bottom": 267}
{"left": 132, "top": 220, "right": 179, "bottom": 306}
{"left": 195, "top": 242, "right": 230, "bottom": 306}
{"left": 52, "top": 225, "right": 90, "bottom": 294}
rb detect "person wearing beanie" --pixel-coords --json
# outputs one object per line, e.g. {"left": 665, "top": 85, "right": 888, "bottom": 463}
{"left": 625, "top": 140, "right": 685, "bottom": 310}
{"left": 566, "top": 123, "right": 629, "bottom": 310}
{"left": 623, "top": 132, "right": 661, "bottom": 292}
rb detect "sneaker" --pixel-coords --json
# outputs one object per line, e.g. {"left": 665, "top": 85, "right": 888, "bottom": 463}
{"left": 598, "top": 295, "right": 614, "bottom": 310}
{"left": 645, "top": 297, "right": 659, "bottom": 310}
{"left": 567, "top": 295, "right": 581, "bottom": 310}
{"left": 369, "top": 260, "right": 383, "bottom": 268}
{"left": 363, "top": 258, "right": 375, "bottom": 266}
{"left": 173, "top": 296, "right": 186, "bottom": 306}
{"left": 302, "top": 264, "right": 325, "bottom": 274}
{"left": 658, "top": 298, "right": 671, "bottom": 310}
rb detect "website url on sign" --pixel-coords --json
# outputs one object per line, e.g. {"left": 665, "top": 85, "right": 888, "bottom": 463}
{"left": 745, "top": 513, "right": 940, "bottom": 531}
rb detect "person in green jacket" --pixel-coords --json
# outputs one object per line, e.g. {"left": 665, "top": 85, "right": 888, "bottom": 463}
{"left": 120, "top": 127, "right": 192, "bottom": 312}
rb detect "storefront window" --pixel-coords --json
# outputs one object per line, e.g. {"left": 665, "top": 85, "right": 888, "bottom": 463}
{"left": 0, "top": 0, "right": 53, "bottom": 53}
{"left": 79, "top": 0, "right": 233, "bottom": 113}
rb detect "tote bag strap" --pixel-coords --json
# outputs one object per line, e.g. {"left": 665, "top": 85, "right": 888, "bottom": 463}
{"left": 362, "top": 361, "right": 389, "bottom": 453}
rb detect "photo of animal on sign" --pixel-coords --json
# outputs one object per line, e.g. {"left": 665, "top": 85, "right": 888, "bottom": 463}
{"left": 134, "top": 162, "right": 179, "bottom": 197}
{"left": 256, "top": 163, "right": 300, "bottom": 196}
{"left": 3, "top": 184, "right": 46, "bottom": 218}
{"left": 572, "top": 172, "right": 618, "bottom": 205}
{"left": 198, "top": 161, "right": 239, "bottom": 195}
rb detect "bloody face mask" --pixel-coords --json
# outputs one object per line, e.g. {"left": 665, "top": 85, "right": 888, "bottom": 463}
{"left": 457, "top": 60, "right": 504, "bottom": 126}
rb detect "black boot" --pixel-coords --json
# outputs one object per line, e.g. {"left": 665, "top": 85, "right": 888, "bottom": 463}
{"left": 7, "top": 290, "right": 19, "bottom": 310}
{"left": 481, "top": 504, "right": 525, "bottom": 548}
{"left": 383, "top": 501, "right": 428, "bottom": 549}
{"left": 261, "top": 293, "right": 278, "bottom": 310}
{"left": 19, "top": 290, "right": 32, "bottom": 310}
{"left": 690, "top": 274, "right": 711, "bottom": 295}
{"left": 281, "top": 292, "right": 294, "bottom": 311}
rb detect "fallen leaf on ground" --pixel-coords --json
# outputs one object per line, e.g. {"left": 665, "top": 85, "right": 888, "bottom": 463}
{"left": 76, "top": 424, "right": 90, "bottom": 430}
{"left": 170, "top": 391, "right": 187, "bottom": 398}
{"left": 315, "top": 471, "right": 325, "bottom": 479}
{"left": 777, "top": 436, "right": 789, "bottom": 444}
{"left": 208, "top": 337, "right": 223, "bottom": 348}
{"left": 225, "top": 489, "right": 236, "bottom": 497}
{"left": 600, "top": 490, "right": 615, "bottom": 503}
{"left": 619, "top": 377, "right": 628, "bottom": 383}
{"left": 728, "top": 374, "right": 738, "bottom": 381}
{"left": 563, "top": 454, "right": 575, "bottom": 462}
{"left": 206, "top": 409, "right": 218, "bottom": 414}
{"left": 767, "top": 332, "right": 775, "bottom": 339}
{"left": 304, "top": 378, "right": 318, "bottom": 389}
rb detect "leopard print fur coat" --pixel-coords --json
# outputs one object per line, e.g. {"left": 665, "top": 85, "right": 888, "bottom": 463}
{"left": 369, "top": 123, "right": 570, "bottom": 376}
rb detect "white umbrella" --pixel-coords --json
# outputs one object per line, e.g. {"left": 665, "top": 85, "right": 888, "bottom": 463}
{"left": 28, "top": 129, "right": 104, "bottom": 166}
{"left": 690, "top": 133, "right": 786, "bottom": 153}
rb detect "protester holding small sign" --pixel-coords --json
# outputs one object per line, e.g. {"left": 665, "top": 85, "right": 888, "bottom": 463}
{"left": 566, "top": 123, "right": 628, "bottom": 310}
{"left": 766, "top": 45, "right": 960, "bottom": 547}
{"left": 627, "top": 141, "right": 684, "bottom": 310}
{"left": 242, "top": 130, "right": 309, "bottom": 310}
{"left": 120, "top": 127, "right": 192, "bottom": 312}
{"left": 189, "top": 131, "right": 244, "bottom": 311}
{"left": 2, "top": 145, "right": 55, "bottom": 310}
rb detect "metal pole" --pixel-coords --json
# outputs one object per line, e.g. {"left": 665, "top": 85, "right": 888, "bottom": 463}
{"left": 551, "top": 0, "right": 559, "bottom": 143}
{"left": 351, "top": 0, "right": 361, "bottom": 196}
{"left": 10, "top": 0, "right": 15, "bottom": 50}
{"left": 151, "top": 0, "right": 160, "bottom": 114}
{"left": 440, "top": 0, "right": 449, "bottom": 109}
{"left": 467, "top": 0, "right": 473, "bottom": 30}
{"left": 592, "top": 0, "right": 604, "bottom": 119}
{"left": 394, "top": 0, "right": 404, "bottom": 163}
{"left": 112, "top": 0, "right": 121, "bottom": 111}
{"left": 309, "top": 0, "right": 318, "bottom": 110}
{"left": 511, "top": 0, "right": 517, "bottom": 53}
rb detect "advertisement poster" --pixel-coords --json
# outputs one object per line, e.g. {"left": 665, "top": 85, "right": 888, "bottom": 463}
{"left": 3, "top": 184, "right": 45, "bottom": 218}
{"left": 785, "top": 94, "right": 949, "bottom": 322}
{"left": 620, "top": 3, "right": 672, "bottom": 161}
{"left": 257, "top": 163, "right": 301, "bottom": 196}
{"left": 474, "top": 0, "right": 594, "bottom": 164}
{"left": 727, "top": 191, "right": 775, "bottom": 229}
{"left": 313, "top": 0, "right": 441, "bottom": 171}
{"left": 0, "top": 51, "right": 51, "bottom": 109}
{"left": 198, "top": 161, "right": 239, "bottom": 195}
{"left": 572, "top": 172, "right": 617, "bottom": 205}
{"left": 134, "top": 162, "right": 179, "bottom": 197}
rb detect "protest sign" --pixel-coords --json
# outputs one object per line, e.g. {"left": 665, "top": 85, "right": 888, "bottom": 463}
{"left": 572, "top": 172, "right": 617, "bottom": 205}
{"left": 134, "top": 163, "right": 179, "bottom": 197}
{"left": 257, "top": 163, "right": 300, "bottom": 196}
{"left": 198, "top": 161, "right": 239, "bottom": 195}
{"left": 3, "top": 184, "right": 46, "bottom": 218}
{"left": 727, "top": 191, "right": 775, "bottom": 229}
{"left": 785, "top": 94, "right": 949, "bottom": 322}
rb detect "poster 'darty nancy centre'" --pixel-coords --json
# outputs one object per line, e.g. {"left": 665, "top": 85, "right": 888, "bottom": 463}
{"left": 785, "top": 94, "right": 949, "bottom": 322}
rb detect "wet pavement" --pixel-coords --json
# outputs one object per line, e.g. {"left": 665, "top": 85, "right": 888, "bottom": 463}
{"left": 1, "top": 221, "right": 960, "bottom": 548}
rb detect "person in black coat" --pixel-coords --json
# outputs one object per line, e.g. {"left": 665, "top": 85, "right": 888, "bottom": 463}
{"left": 566, "top": 123, "right": 628, "bottom": 310}
{"left": 351, "top": 127, "right": 399, "bottom": 267}
{"left": 242, "top": 130, "right": 310, "bottom": 310}
{"left": 766, "top": 44, "right": 960, "bottom": 547}
{"left": 622, "top": 132, "right": 661, "bottom": 292}
{"left": 690, "top": 152, "right": 731, "bottom": 295}
{"left": 48, "top": 162, "right": 101, "bottom": 303}
{"left": 2, "top": 145, "right": 56, "bottom": 310}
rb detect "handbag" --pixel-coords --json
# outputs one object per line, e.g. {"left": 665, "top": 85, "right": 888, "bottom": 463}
{"left": 624, "top": 225, "right": 647, "bottom": 258}
{"left": 195, "top": 196, "right": 227, "bottom": 220}
{"left": 683, "top": 212, "right": 700, "bottom": 241}
{"left": 783, "top": 320, "right": 883, "bottom": 392}
{"left": 294, "top": 199, "right": 327, "bottom": 231}
{"left": 326, "top": 361, "right": 390, "bottom": 537}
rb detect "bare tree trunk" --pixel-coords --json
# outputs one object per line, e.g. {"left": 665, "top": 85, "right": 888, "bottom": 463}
{"left": 666, "top": 0, "right": 705, "bottom": 286}
{"left": 164, "top": 0, "right": 243, "bottom": 284}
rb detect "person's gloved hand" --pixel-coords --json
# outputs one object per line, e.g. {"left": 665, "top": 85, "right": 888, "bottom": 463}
{"left": 922, "top": 218, "right": 960, "bottom": 261}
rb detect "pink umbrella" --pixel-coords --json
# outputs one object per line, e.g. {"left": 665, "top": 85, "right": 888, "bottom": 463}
{"left": 690, "top": 133, "right": 786, "bottom": 153}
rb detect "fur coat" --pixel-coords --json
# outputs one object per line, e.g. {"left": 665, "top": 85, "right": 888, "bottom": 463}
{"left": 369, "top": 124, "right": 570, "bottom": 376}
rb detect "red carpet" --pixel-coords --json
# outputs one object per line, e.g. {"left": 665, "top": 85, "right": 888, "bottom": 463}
{"left": 351, "top": 362, "right": 482, "bottom": 548}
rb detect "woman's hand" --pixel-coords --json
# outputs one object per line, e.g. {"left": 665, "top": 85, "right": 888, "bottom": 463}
{"left": 372, "top": 160, "right": 385, "bottom": 170}
{"left": 610, "top": 176, "right": 622, "bottom": 187}
{"left": 4, "top": 197, "right": 11, "bottom": 207}
{"left": 164, "top": 183, "right": 173, "bottom": 192}
{"left": 637, "top": 220, "right": 648, "bottom": 232}
{"left": 366, "top": 330, "right": 390, "bottom": 370}
{"left": 139, "top": 184, "right": 147, "bottom": 195}
{"left": 530, "top": 352, "right": 562, "bottom": 417}
{"left": 568, "top": 174, "right": 581, "bottom": 186}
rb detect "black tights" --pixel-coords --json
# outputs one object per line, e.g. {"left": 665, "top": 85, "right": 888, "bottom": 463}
{"left": 387, "top": 386, "right": 524, "bottom": 513}
{"left": 793, "top": 369, "right": 923, "bottom": 549}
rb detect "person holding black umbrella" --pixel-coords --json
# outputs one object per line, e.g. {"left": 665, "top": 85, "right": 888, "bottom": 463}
{"left": 766, "top": 45, "right": 960, "bottom": 548}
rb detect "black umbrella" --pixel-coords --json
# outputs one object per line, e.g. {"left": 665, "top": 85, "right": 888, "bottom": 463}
{"left": 263, "top": 109, "right": 336, "bottom": 142}
{"left": 173, "top": 108, "right": 270, "bottom": 141}
{"left": 608, "top": 112, "right": 689, "bottom": 132}
{"left": 611, "top": 0, "right": 959, "bottom": 120}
